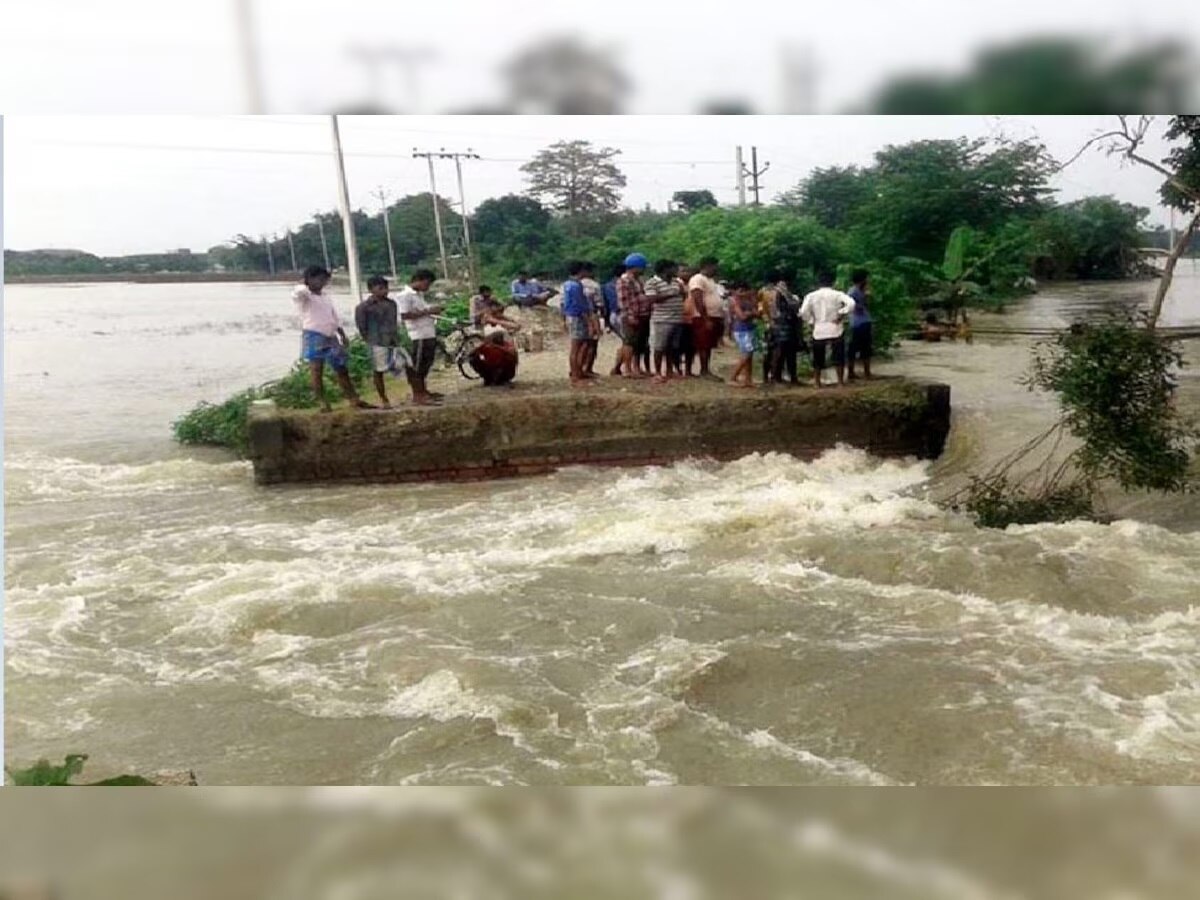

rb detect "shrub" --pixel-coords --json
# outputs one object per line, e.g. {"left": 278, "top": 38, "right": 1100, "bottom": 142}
{"left": 1028, "top": 317, "right": 1197, "bottom": 492}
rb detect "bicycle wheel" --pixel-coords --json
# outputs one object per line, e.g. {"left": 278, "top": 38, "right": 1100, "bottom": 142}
{"left": 433, "top": 336, "right": 456, "bottom": 370}
{"left": 456, "top": 334, "right": 486, "bottom": 380}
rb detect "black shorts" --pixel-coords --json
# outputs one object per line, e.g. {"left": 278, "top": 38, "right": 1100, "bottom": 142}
{"left": 410, "top": 338, "right": 437, "bottom": 378}
{"left": 624, "top": 318, "right": 650, "bottom": 354}
{"left": 849, "top": 323, "right": 873, "bottom": 361}
{"left": 811, "top": 336, "right": 846, "bottom": 370}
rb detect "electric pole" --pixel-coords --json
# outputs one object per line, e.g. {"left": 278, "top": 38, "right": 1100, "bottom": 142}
{"left": 449, "top": 150, "right": 481, "bottom": 284}
{"left": 330, "top": 115, "right": 363, "bottom": 301}
{"left": 315, "top": 212, "right": 331, "bottom": 269}
{"left": 286, "top": 228, "right": 297, "bottom": 272}
{"left": 745, "top": 146, "right": 770, "bottom": 207}
{"left": 412, "top": 148, "right": 451, "bottom": 281}
{"left": 735, "top": 146, "right": 747, "bottom": 207}
{"left": 263, "top": 234, "right": 275, "bottom": 275}
{"left": 374, "top": 187, "right": 398, "bottom": 280}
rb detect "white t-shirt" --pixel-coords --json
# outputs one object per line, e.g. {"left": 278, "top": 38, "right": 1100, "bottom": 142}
{"left": 799, "top": 287, "right": 857, "bottom": 340}
{"left": 292, "top": 284, "right": 340, "bottom": 336}
{"left": 688, "top": 272, "right": 723, "bottom": 318}
{"left": 397, "top": 285, "right": 436, "bottom": 340}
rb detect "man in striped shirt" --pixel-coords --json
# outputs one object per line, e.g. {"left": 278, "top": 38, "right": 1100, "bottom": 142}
{"left": 645, "top": 258, "right": 686, "bottom": 382}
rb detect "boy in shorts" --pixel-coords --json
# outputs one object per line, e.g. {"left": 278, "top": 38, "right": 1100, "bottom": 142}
{"left": 355, "top": 274, "right": 407, "bottom": 408}
{"left": 292, "top": 264, "right": 374, "bottom": 412}
{"left": 728, "top": 282, "right": 760, "bottom": 388}
{"left": 562, "top": 260, "right": 599, "bottom": 385}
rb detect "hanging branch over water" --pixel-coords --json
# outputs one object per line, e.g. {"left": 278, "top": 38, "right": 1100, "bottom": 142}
{"left": 949, "top": 317, "right": 1198, "bottom": 528}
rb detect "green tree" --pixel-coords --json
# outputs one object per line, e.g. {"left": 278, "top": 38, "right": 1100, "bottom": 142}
{"left": 853, "top": 137, "right": 1055, "bottom": 262}
{"left": 776, "top": 166, "right": 876, "bottom": 229}
{"left": 1035, "top": 196, "right": 1147, "bottom": 279}
{"left": 521, "top": 140, "right": 627, "bottom": 229}
{"left": 671, "top": 189, "right": 717, "bottom": 213}
{"left": 1161, "top": 115, "right": 1200, "bottom": 213}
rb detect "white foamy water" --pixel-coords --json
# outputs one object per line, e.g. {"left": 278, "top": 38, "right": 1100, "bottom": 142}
{"left": 4, "top": 278, "right": 1200, "bottom": 784}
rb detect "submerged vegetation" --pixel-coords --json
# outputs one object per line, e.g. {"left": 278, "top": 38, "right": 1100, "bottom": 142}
{"left": 952, "top": 317, "right": 1198, "bottom": 528}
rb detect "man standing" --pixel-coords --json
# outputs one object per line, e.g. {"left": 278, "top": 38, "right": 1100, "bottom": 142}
{"left": 799, "top": 270, "right": 857, "bottom": 388}
{"left": 292, "top": 264, "right": 373, "bottom": 412}
{"left": 580, "top": 261, "right": 603, "bottom": 377}
{"left": 617, "top": 253, "right": 651, "bottom": 378}
{"left": 397, "top": 268, "right": 444, "bottom": 405}
{"left": 687, "top": 256, "right": 723, "bottom": 380}
{"left": 677, "top": 264, "right": 697, "bottom": 377}
{"left": 727, "top": 282, "right": 760, "bottom": 388}
{"left": 510, "top": 270, "right": 557, "bottom": 308}
{"left": 562, "top": 260, "right": 599, "bottom": 386}
{"left": 764, "top": 273, "right": 801, "bottom": 385}
{"left": 604, "top": 263, "right": 625, "bottom": 376}
{"left": 846, "top": 268, "right": 874, "bottom": 380}
{"left": 355, "top": 274, "right": 406, "bottom": 408}
{"left": 644, "top": 259, "right": 686, "bottom": 382}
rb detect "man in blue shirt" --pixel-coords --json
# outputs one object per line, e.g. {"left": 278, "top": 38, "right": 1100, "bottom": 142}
{"left": 847, "top": 268, "right": 873, "bottom": 380}
{"left": 563, "top": 260, "right": 599, "bottom": 385}
{"left": 510, "top": 270, "right": 557, "bottom": 308}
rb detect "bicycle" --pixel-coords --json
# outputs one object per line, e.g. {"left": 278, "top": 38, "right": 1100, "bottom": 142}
{"left": 432, "top": 317, "right": 486, "bottom": 380}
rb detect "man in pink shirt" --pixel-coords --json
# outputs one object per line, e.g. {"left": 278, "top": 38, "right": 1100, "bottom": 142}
{"left": 293, "top": 265, "right": 374, "bottom": 412}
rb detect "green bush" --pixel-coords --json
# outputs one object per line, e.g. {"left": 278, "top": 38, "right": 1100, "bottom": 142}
{"left": 172, "top": 337, "right": 374, "bottom": 455}
{"left": 1028, "top": 318, "right": 1197, "bottom": 492}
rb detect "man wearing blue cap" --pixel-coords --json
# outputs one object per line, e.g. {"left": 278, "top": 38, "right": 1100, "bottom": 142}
{"left": 616, "top": 253, "right": 651, "bottom": 378}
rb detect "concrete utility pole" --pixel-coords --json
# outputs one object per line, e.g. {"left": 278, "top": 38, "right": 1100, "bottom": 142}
{"left": 744, "top": 147, "right": 770, "bottom": 207}
{"left": 286, "top": 228, "right": 298, "bottom": 272}
{"left": 412, "top": 148, "right": 451, "bottom": 281}
{"left": 263, "top": 233, "right": 275, "bottom": 275}
{"left": 735, "top": 146, "right": 747, "bottom": 207}
{"left": 374, "top": 187, "right": 398, "bottom": 280}
{"left": 448, "top": 150, "right": 481, "bottom": 284}
{"left": 330, "top": 115, "right": 363, "bottom": 301}
{"left": 314, "top": 212, "right": 331, "bottom": 269}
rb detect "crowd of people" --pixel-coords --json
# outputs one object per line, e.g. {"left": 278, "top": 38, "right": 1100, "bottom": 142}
{"left": 554, "top": 253, "right": 876, "bottom": 390}
{"left": 290, "top": 254, "right": 878, "bottom": 411}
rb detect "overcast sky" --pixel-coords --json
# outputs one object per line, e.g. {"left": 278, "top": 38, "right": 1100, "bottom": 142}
{"left": 1, "top": 115, "right": 1181, "bottom": 255}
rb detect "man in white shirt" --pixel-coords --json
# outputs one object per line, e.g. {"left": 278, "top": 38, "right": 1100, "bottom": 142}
{"left": 292, "top": 265, "right": 374, "bottom": 412}
{"left": 396, "top": 268, "right": 444, "bottom": 406}
{"left": 799, "top": 270, "right": 857, "bottom": 388}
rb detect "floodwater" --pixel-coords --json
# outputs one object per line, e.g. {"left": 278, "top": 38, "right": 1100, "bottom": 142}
{"left": 4, "top": 269, "right": 1199, "bottom": 785}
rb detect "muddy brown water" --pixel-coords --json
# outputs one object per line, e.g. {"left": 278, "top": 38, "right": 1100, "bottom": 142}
{"left": 4, "top": 270, "right": 1199, "bottom": 784}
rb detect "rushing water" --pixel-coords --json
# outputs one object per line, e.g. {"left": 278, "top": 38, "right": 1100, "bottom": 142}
{"left": 4, "top": 272, "right": 1200, "bottom": 785}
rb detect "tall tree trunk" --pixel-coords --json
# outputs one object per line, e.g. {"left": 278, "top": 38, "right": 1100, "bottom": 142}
{"left": 1148, "top": 209, "right": 1200, "bottom": 330}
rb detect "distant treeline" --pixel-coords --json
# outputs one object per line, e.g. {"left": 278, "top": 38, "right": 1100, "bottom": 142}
{"left": 9, "top": 136, "right": 1175, "bottom": 308}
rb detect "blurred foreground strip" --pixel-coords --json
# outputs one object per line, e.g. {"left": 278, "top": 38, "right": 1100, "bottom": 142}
{"left": 1, "top": 788, "right": 1198, "bottom": 899}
